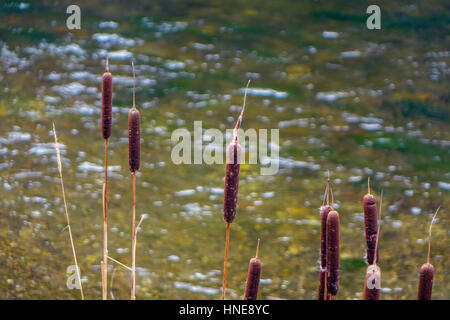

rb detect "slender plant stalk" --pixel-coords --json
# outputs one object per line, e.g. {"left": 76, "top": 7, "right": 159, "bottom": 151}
{"left": 131, "top": 215, "right": 144, "bottom": 300}
{"left": 53, "top": 123, "right": 84, "bottom": 300}
{"left": 102, "top": 139, "right": 109, "bottom": 300}
{"left": 427, "top": 207, "right": 440, "bottom": 264}
{"left": 131, "top": 172, "right": 136, "bottom": 299}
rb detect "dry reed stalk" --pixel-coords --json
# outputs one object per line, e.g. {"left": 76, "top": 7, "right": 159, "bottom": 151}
{"left": 101, "top": 57, "right": 113, "bottom": 299}
{"left": 417, "top": 207, "right": 440, "bottom": 300}
{"left": 363, "top": 177, "right": 378, "bottom": 265}
{"left": 326, "top": 210, "right": 340, "bottom": 297}
{"left": 131, "top": 216, "right": 144, "bottom": 300}
{"left": 221, "top": 80, "right": 250, "bottom": 300}
{"left": 244, "top": 238, "right": 262, "bottom": 300}
{"left": 52, "top": 123, "right": 84, "bottom": 300}
{"left": 129, "top": 61, "right": 141, "bottom": 300}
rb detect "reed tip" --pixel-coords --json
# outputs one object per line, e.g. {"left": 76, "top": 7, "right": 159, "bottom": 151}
{"left": 131, "top": 60, "right": 136, "bottom": 108}
{"left": 106, "top": 56, "right": 109, "bottom": 72}
{"left": 427, "top": 206, "right": 441, "bottom": 263}
{"left": 368, "top": 176, "right": 371, "bottom": 195}
{"left": 255, "top": 238, "right": 260, "bottom": 258}
{"left": 234, "top": 80, "right": 251, "bottom": 131}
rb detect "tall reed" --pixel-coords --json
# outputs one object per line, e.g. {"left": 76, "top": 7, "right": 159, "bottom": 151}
{"left": 318, "top": 174, "right": 333, "bottom": 300}
{"left": 326, "top": 210, "right": 340, "bottom": 298}
{"left": 129, "top": 61, "right": 141, "bottom": 300}
{"left": 221, "top": 80, "right": 251, "bottom": 300}
{"left": 363, "top": 177, "right": 378, "bottom": 265}
{"left": 363, "top": 191, "right": 383, "bottom": 300}
{"left": 417, "top": 207, "right": 440, "bottom": 300}
{"left": 244, "top": 239, "right": 262, "bottom": 300}
{"left": 101, "top": 56, "right": 113, "bottom": 299}
{"left": 53, "top": 123, "right": 84, "bottom": 300}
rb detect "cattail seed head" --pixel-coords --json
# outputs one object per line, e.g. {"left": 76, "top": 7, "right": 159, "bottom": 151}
{"left": 223, "top": 141, "right": 241, "bottom": 223}
{"left": 244, "top": 257, "right": 261, "bottom": 300}
{"left": 363, "top": 265, "right": 381, "bottom": 300}
{"left": 326, "top": 210, "right": 340, "bottom": 296}
{"left": 417, "top": 263, "right": 434, "bottom": 300}
{"left": 101, "top": 70, "right": 113, "bottom": 140}
{"left": 320, "top": 205, "right": 333, "bottom": 269}
{"left": 128, "top": 108, "right": 140, "bottom": 172}
{"left": 364, "top": 193, "right": 378, "bottom": 264}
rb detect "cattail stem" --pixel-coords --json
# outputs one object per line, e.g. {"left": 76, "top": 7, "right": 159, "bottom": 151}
{"left": 222, "top": 222, "right": 231, "bottom": 300}
{"left": 131, "top": 172, "right": 136, "bottom": 300}
{"left": 102, "top": 139, "right": 109, "bottom": 300}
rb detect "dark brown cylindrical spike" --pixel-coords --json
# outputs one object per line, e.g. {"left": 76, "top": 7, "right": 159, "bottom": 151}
{"left": 128, "top": 108, "right": 140, "bottom": 172}
{"left": 417, "top": 263, "right": 434, "bottom": 300}
{"left": 363, "top": 193, "right": 378, "bottom": 265}
{"left": 326, "top": 210, "right": 340, "bottom": 296}
{"left": 363, "top": 265, "right": 381, "bottom": 300}
{"left": 244, "top": 241, "right": 261, "bottom": 300}
{"left": 223, "top": 141, "right": 241, "bottom": 223}
{"left": 101, "top": 66, "right": 113, "bottom": 140}
{"left": 320, "top": 205, "right": 333, "bottom": 269}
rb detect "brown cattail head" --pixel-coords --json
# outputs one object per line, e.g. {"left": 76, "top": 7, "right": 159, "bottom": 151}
{"left": 417, "top": 263, "right": 434, "bottom": 300}
{"left": 363, "top": 265, "right": 381, "bottom": 300}
{"left": 222, "top": 81, "right": 249, "bottom": 224}
{"left": 223, "top": 141, "right": 241, "bottom": 223}
{"left": 244, "top": 257, "right": 261, "bottom": 300}
{"left": 320, "top": 205, "right": 333, "bottom": 269}
{"left": 326, "top": 210, "right": 340, "bottom": 296}
{"left": 244, "top": 239, "right": 261, "bottom": 300}
{"left": 101, "top": 58, "right": 112, "bottom": 140}
{"left": 363, "top": 193, "right": 378, "bottom": 265}
{"left": 128, "top": 108, "right": 140, "bottom": 172}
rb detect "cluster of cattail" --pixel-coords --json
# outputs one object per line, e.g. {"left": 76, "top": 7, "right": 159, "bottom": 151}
{"left": 99, "top": 58, "right": 144, "bottom": 300}
{"left": 98, "top": 59, "right": 445, "bottom": 301}
{"left": 317, "top": 174, "right": 340, "bottom": 300}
